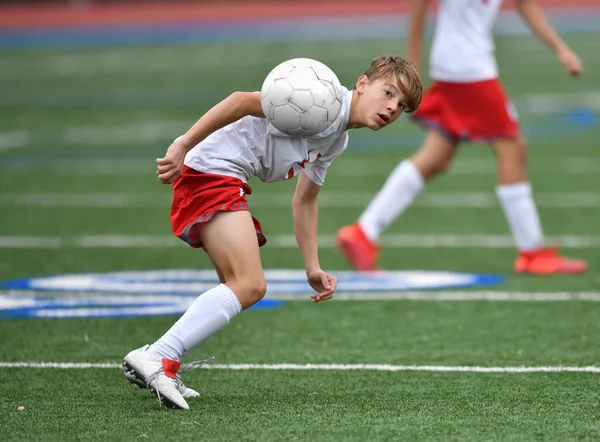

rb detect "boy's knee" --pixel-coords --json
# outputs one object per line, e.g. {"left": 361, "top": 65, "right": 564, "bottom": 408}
{"left": 497, "top": 137, "right": 527, "bottom": 165}
{"left": 248, "top": 278, "right": 267, "bottom": 302}
{"left": 412, "top": 145, "right": 455, "bottom": 180}
{"left": 229, "top": 275, "right": 266, "bottom": 306}
{"left": 512, "top": 137, "right": 527, "bottom": 156}
{"left": 495, "top": 137, "right": 528, "bottom": 184}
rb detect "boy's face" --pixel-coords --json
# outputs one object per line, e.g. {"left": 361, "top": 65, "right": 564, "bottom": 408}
{"left": 355, "top": 75, "right": 406, "bottom": 130}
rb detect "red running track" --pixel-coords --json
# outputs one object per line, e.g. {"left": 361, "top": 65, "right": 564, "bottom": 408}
{"left": 0, "top": 0, "right": 596, "bottom": 29}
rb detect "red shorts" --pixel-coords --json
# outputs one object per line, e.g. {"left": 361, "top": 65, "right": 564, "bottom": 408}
{"left": 170, "top": 166, "right": 266, "bottom": 249}
{"left": 411, "top": 78, "right": 520, "bottom": 143}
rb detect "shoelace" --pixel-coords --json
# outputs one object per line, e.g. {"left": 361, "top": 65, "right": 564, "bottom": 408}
{"left": 147, "top": 356, "right": 216, "bottom": 407}
{"left": 179, "top": 357, "right": 216, "bottom": 374}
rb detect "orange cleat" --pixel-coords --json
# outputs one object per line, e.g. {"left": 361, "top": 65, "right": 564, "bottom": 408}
{"left": 335, "top": 223, "right": 381, "bottom": 271}
{"left": 514, "top": 247, "right": 587, "bottom": 275}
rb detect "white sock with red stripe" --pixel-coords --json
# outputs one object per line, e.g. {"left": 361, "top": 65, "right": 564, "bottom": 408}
{"left": 148, "top": 284, "right": 242, "bottom": 361}
{"left": 359, "top": 160, "right": 425, "bottom": 242}
{"left": 496, "top": 182, "right": 544, "bottom": 252}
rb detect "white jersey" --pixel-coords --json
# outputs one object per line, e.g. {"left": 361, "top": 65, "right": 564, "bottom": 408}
{"left": 430, "top": 0, "right": 503, "bottom": 82}
{"left": 184, "top": 87, "right": 352, "bottom": 186}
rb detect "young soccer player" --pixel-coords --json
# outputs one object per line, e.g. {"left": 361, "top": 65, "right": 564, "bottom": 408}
{"left": 336, "top": 0, "right": 587, "bottom": 275}
{"left": 122, "top": 56, "right": 422, "bottom": 410}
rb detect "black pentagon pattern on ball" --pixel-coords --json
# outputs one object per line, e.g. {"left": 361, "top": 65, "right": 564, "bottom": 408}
{"left": 268, "top": 78, "right": 294, "bottom": 107}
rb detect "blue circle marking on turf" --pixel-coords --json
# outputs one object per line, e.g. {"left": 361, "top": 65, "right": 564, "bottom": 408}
{"left": 567, "top": 107, "right": 596, "bottom": 127}
{"left": 0, "top": 269, "right": 504, "bottom": 319}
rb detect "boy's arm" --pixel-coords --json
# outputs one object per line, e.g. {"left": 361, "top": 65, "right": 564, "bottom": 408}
{"left": 407, "top": 0, "right": 431, "bottom": 71}
{"left": 292, "top": 172, "right": 337, "bottom": 303}
{"left": 515, "top": 0, "right": 583, "bottom": 76}
{"left": 156, "top": 91, "right": 264, "bottom": 184}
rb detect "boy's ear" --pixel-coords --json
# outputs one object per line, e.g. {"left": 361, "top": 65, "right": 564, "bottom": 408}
{"left": 355, "top": 75, "right": 369, "bottom": 93}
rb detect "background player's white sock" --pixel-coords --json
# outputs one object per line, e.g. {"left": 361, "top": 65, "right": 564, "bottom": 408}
{"left": 358, "top": 160, "right": 425, "bottom": 242}
{"left": 496, "top": 182, "right": 544, "bottom": 252}
{"left": 148, "top": 284, "right": 242, "bottom": 361}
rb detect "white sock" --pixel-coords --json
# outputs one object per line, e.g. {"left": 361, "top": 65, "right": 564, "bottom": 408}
{"left": 148, "top": 284, "right": 242, "bottom": 361}
{"left": 358, "top": 160, "right": 425, "bottom": 242}
{"left": 496, "top": 182, "right": 544, "bottom": 251}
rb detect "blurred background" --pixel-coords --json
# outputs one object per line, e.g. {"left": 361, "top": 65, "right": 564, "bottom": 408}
{"left": 1, "top": 3, "right": 600, "bottom": 438}
{"left": 0, "top": 0, "right": 599, "bottom": 291}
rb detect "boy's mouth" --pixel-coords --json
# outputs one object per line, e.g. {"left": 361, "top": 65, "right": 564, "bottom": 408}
{"left": 377, "top": 114, "right": 390, "bottom": 125}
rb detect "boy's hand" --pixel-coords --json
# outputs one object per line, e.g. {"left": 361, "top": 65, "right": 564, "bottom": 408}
{"left": 557, "top": 48, "right": 583, "bottom": 76}
{"left": 156, "top": 140, "right": 187, "bottom": 184}
{"left": 307, "top": 269, "right": 337, "bottom": 303}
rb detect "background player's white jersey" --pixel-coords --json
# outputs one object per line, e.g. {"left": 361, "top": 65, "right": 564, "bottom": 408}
{"left": 184, "top": 88, "right": 351, "bottom": 186}
{"left": 430, "top": 0, "right": 503, "bottom": 82}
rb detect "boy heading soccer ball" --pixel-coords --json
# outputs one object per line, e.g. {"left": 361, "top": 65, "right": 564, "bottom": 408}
{"left": 123, "top": 55, "right": 422, "bottom": 410}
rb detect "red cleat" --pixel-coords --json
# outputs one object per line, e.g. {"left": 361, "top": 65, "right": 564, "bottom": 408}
{"left": 335, "top": 223, "right": 380, "bottom": 271}
{"left": 514, "top": 247, "right": 587, "bottom": 275}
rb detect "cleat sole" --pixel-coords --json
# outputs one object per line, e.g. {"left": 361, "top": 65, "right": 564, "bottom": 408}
{"left": 123, "top": 362, "right": 146, "bottom": 388}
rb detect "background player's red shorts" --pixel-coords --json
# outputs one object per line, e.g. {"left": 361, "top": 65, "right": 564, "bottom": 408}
{"left": 171, "top": 166, "right": 266, "bottom": 249}
{"left": 411, "top": 78, "right": 520, "bottom": 143}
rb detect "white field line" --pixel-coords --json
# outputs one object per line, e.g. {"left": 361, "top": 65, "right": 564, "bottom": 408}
{"left": 1, "top": 234, "right": 600, "bottom": 249}
{"left": 2, "top": 191, "right": 600, "bottom": 208}
{"left": 61, "top": 121, "right": 188, "bottom": 145}
{"left": 516, "top": 91, "right": 600, "bottom": 115}
{"left": 564, "top": 158, "right": 600, "bottom": 174}
{"left": 306, "top": 154, "right": 598, "bottom": 177}
{"left": 42, "top": 157, "right": 599, "bottom": 177}
{"left": 0, "top": 44, "right": 375, "bottom": 80}
{"left": 0, "top": 131, "right": 30, "bottom": 151}
{"left": 270, "top": 291, "right": 600, "bottom": 302}
{"left": 3, "top": 290, "right": 600, "bottom": 303}
{"left": 0, "top": 362, "right": 598, "bottom": 373}
{"left": 46, "top": 165, "right": 583, "bottom": 177}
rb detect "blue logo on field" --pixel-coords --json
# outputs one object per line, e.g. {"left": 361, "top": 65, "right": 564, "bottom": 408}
{"left": 0, "top": 269, "right": 503, "bottom": 319}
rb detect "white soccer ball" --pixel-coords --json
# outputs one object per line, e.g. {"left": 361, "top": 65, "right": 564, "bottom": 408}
{"left": 260, "top": 58, "right": 343, "bottom": 137}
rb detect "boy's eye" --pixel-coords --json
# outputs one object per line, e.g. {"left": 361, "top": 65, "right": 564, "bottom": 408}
{"left": 384, "top": 90, "right": 392, "bottom": 97}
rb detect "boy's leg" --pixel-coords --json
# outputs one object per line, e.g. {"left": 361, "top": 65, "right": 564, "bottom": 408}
{"left": 336, "top": 130, "right": 457, "bottom": 271}
{"left": 492, "top": 137, "right": 586, "bottom": 274}
{"left": 149, "top": 210, "right": 265, "bottom": 361}
{"left": 124, "top": 211, "right": 265, "bottom": 409}
{"left": 208, "top": 255, "right": 226, "bottom": 284}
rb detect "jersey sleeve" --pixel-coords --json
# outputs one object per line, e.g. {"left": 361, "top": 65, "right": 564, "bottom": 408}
{"left": 302, "top": 132, "right": 349, "bottom": 186}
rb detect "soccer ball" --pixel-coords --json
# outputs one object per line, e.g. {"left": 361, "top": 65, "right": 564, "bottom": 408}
{"left": 260, "top": 58, "right": 343, "bottom": 137}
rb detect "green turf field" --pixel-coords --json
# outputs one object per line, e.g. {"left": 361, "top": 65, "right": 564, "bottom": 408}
{"left": 1, "top": 32, "right": 600, "bottom": 440}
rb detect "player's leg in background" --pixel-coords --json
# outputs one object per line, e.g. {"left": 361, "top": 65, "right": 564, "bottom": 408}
{"left": 336, "top": 130, "right": 458, "bottom": 271}
{"left": 149, "top": 210, "right": 265, "bottom": 362}
{"left": 492, "top": 136, "right": 543, "bottom": 250}
{"left": 492, "top": 137, "right": 587, "bottom": 274}
{"left": 361, "top": 130, "right": 458, "bottom": 239}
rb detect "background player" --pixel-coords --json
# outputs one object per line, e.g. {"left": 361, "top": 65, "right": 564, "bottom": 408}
{"left": 123, "top": 56, "right": 422, "bottom": 410}
{"left": 336, "top": 0, "right": 586, "bottom": 275}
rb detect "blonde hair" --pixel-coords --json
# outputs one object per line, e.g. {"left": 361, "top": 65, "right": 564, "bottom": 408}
{"left": 362, "top": 55, "right": 423, "bottom": 113}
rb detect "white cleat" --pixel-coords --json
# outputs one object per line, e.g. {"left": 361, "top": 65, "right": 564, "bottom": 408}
{"left": 123, "top": 346, "right": 201, "bottom": 399}
{"left": 123, "top": 346, "right": 189, "bottom": 410}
